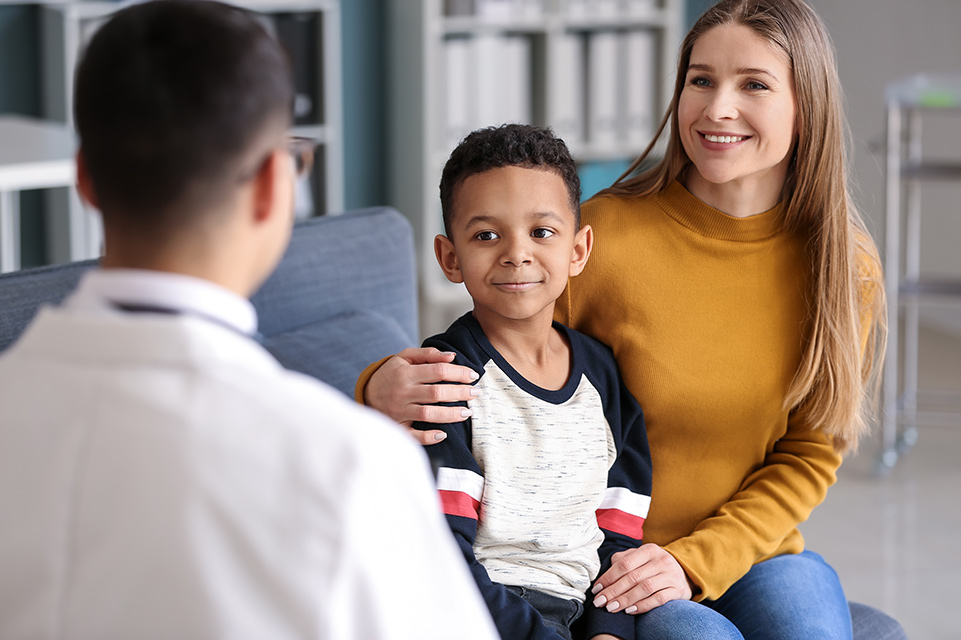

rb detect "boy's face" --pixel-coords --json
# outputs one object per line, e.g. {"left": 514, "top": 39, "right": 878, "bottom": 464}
{"left": 434, "top": 165, "right": 592, "bottom": 328}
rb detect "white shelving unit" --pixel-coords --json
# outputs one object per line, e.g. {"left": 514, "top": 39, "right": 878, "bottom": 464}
{"left": 36, "top": 0, "right": 344, "bottom": 263}
{"left": 0, "top": 116, "right": 77, "bottom": 273}
{"left": 388, "top": 0, "right": 684, "bottom": 338}
{"left": 880, "top": 73, "right": 961, "bottom": 471}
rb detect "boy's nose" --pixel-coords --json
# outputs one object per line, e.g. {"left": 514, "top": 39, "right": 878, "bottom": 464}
{"left": 500, "top": 237, "right": 533, "bottom": 266}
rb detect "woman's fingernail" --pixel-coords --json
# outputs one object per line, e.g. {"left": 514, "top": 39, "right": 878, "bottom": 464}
{"left": 606, "top": 601, "right": 620, "bottom": 612}
{"left": 469, "top": 370, "right": 479, "bottom": 381}
{"left": 591, "top": 583, "right": 603, "bottom": 595}
{"left": 625, "top": 606, "right": 637, "bottom": 615}
{"left": 460, "top": 408, "right": 473, "bottom": 418}
{"left": 469, "top": 387, "right": 481, "bottom": 396}
{"left": 593, "top": 595, "right": 607, "bottom": 608}
{"left": 433, "top": 432, "right": 447, "bottom": 442}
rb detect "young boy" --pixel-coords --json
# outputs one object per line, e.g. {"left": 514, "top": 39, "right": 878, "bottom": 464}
{"left": 415, "top": 124, "right": 652, "bottom": 640}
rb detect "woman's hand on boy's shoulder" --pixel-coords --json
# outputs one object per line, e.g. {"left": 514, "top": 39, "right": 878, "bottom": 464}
{"left": 365, "top": 347, "right": 480, "bottom": 444}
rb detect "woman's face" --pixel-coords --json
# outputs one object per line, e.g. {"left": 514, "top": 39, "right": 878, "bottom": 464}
{"left": 678, "top": 23, "right": 797, "bottom": 206}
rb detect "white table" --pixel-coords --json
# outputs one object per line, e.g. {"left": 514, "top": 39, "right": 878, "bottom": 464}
{"left": 0, "top": 116, "right": 99, "bottom": 272}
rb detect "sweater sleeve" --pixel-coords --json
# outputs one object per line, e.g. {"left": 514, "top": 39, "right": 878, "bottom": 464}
{"left": 664, "top": 416, "right": 840, "bottom": 601}
{"left": 581, "top": 360, "right": 652, "bottom": 640}
{"left": 353, "top": 356, "right": 392, "bottom": 404}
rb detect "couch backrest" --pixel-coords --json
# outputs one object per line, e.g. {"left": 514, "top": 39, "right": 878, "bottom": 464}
{"left": 0, "top": 207, "right": 418, "bottom": 397}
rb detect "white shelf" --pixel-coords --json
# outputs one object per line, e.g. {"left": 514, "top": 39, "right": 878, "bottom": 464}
{"left": 27, "top": 0, "right": 342, "bottom": 268}
{"left": 389, "top": 0, "right": 682, "bottom": 338}
{"left": 0, "top": 116, "right": 90, "bottom": 273}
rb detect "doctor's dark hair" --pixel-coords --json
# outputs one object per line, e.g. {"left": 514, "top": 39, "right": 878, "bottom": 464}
{"left": 74, "top": 0, "right": 294, "bottom": 231}
{"left": 439, "top": 124, "right": 581, "bottom": 236}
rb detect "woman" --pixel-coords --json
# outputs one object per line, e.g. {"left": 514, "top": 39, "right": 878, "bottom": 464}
{"left": 361, "top": 1, "right": 901, "bottom": 638}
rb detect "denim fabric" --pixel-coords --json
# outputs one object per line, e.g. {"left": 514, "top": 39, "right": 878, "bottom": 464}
{"left": 505, "top": 586, "right": 584, "bottom": 640}
{"left": 850, "top": 601, "right": 908, "bottom": 640}
{"left": 632, "top": 551, "right": 853, "bottom": 640}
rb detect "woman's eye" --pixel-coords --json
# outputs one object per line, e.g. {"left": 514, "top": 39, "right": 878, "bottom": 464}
{"left": 475, "top": 230, "right": 498, "bottom": 241}
{"left": 532, "top": 228, "right": 555, "bottom": 239}
{"left": 746, "top": 80, "right": 769, "bottom": 91}
{"left": 688, "top": 75, "right": 711, "bottom": 88}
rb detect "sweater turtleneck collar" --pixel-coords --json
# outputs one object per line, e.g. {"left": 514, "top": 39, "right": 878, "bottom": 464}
{"left": 652, "top": 180, "right": 785, "bottom": 243}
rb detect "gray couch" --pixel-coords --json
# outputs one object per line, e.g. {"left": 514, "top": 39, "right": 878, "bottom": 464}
{"left": 0, "top": 206, "right": 418, "bottom": 397}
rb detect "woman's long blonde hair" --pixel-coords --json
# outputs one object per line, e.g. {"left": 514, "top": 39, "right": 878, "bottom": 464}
{"left": 602, "top": 0, "right": 886, "bottom": 453}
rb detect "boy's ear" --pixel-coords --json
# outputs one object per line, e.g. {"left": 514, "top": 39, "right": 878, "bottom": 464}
{"left": 569, "top": 224, "right": 593, "bottom": 277}
{"left": 434, "top": 234, "right": 464, "bottom": 284}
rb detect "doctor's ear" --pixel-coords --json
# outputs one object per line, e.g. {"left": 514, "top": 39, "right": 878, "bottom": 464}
{"left": 75, "top": 151, "right": 100, "bottom": 210}
{"left": 434, "top": 234, "right": 464, "bottom": 284}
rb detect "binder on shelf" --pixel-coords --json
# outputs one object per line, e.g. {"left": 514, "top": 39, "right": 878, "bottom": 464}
{"left": 502, "top": 35, "right": 533, "bottom": 125}
{"left": 273, "top": 12, "right": 321, "bottom": 125}
{"left": 472, "top": 33, "right": 503, "bottom": 128}
{"left": 622, "top": 0, "right": 659, "bottom": 16}
{"left": 587, "top": 30, "right": 620, "bottom": 149}
{"left": 470, "top": 33, "right": 533, "bottom": 129}
{"left": 566, "top": 0, "right": 589, "bottom": 19}
{"left": 550, "top": 32, "right": 585, "bottom": 152}
{"left": 594, "top": 0, "right": 620, "bottom": 17}
{"left": 622, "top": 29, "right": 657, "bottom": 147}
{"left": 517, "top": 0, "right": 545, "bottom": 19}
{"left": 444, "top": 0, "right": 474, "bottom": 16}
{"left": 475, "top": 0, "right": 516, "bottom": 20}
{"left": 444, "top": 36, "right": 472, "bottom": 152}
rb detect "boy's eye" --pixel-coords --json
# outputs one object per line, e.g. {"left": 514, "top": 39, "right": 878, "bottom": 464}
{"left": 532, "top": 228, "right": 555, "bottom": 239}
{"left": 475, "top": 230, "right": 499, "bottom": 241}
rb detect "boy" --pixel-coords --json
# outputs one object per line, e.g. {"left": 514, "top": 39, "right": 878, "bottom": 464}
{"left": 0, "top": 2, "right": 497, "bottom": 638}
{"left": 415, "top": 124, "right": 652, "bottom": 640}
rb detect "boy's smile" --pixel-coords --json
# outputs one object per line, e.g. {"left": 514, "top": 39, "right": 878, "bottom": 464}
{"left": 434, "top": 165, "right": 591, "bottom": 331}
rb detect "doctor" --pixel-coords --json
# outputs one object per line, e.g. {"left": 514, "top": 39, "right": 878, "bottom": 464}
{"left": 0, "top": 2, "right": 497, "bottom": 639}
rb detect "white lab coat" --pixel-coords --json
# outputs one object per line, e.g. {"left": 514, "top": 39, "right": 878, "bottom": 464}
{"left": 0, "top": 271, "right": 497, "bottom": 640}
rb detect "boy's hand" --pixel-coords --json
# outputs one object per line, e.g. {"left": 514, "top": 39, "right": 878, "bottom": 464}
{"left": 590, "top": 544, "right": 693, "bottom": 615}
{"left": 364, "top": 347, "right": 479, "bottom": 445}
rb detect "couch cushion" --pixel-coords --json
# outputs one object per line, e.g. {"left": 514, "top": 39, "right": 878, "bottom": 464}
{"left": 0, "top": 260, "right": 97, "bottom": 352}
{"left": 261, "top": 310, "right": 410, "bottom": 398}
{"left": 252, "top": 207, "right": 418, "bottom": 346}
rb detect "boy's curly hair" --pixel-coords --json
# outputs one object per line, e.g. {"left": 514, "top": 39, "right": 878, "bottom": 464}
{"left": 439, "top": 124, "right": 581, "bottom": 236}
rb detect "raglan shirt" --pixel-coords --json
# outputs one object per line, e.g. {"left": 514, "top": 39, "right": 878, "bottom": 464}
{"left": 414, "top": 313, "right": 652, "bottom": 640}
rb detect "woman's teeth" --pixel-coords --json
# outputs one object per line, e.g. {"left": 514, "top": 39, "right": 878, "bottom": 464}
{"left": 704, "top": 134, "right": 746, "bottom": 144}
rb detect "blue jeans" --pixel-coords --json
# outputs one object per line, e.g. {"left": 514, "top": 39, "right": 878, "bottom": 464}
{"left": 631, "top": 551, "right": 852, "bottom": 640}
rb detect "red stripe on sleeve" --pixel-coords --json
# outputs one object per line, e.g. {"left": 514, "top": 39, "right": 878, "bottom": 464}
{"left": 438, "top": 490, "right": 480, "bottom": 520}
{"left": 596, "top": 508, "right": 645, "bottom": 540}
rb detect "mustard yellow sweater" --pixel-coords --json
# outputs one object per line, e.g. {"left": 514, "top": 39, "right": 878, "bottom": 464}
{"left": 556, "top": 181, "right": 842, "bottom": 602}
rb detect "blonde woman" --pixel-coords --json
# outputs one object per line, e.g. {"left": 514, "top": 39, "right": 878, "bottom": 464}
{"left": 360, "top": 1, "right": 903, "bottom": 638}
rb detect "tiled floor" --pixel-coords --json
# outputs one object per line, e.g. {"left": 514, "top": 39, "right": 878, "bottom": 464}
{"left": 800, "top": 326, "right": 961, "bottom": 640}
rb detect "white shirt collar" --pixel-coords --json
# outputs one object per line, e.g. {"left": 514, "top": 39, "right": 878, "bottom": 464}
{"left": 69, "top": 269, "right": 258, "bottom": 336}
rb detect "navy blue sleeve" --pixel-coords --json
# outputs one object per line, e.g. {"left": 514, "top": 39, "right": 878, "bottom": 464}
{"left": 575, "top": 334, "right": 652, "bottom": 640}
{"left": 413, "top": 328, "right": 565, "bottom": 640}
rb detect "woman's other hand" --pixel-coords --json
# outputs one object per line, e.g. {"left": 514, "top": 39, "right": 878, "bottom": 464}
{"left": 364, "top": 347, "right": 479, "bottom": 445}
{"left": 591, "top": 544, "right": 693, "bottom": 615}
